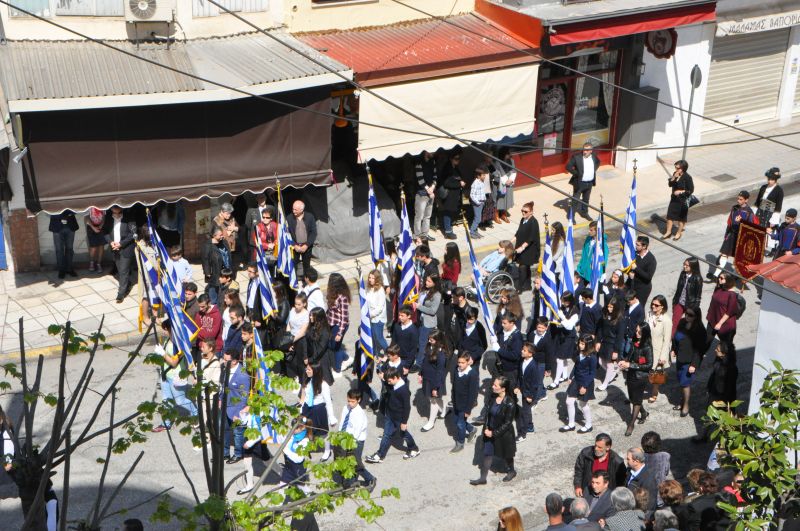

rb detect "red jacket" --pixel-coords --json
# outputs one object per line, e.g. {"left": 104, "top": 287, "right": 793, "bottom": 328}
{"left": 442, "top": 259, "right": 461, "bottom": 285}
{"left": 197, "top": 304, "right": 223, "bottom": 352}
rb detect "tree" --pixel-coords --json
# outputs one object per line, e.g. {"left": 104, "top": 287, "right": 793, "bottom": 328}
{"left": 707, "top": 361, "right": 800, "bottom": 530}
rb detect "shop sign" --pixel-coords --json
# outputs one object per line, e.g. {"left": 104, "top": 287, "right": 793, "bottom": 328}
{"left": 645, "top": 29, "right": 677, "bottom": 59}
{"left": 716, "top": 10, "right": 800, "bottom": 37}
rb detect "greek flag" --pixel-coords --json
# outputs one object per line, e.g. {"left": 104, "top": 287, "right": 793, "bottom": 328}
{"left": 357, "top": 273, "right": 375, "bottom": 380}
{"left": 275, "top": 186, "right": 299, "bottom": 290}
{"left": 253, "top": 225, "right": 278, "bottom": 318}
{"left": 137, "top": 244, "right": 162, "bottom": 308}
{"left": 146, "top": 210, "right": 183, "bottom": 303}
{"left": 590, "top": 209, "right": 606, "bottom": 300}
{"left": 620, "top": 174, "right": 637, "bottom": 271}
{"left": 254, "top": 331, "right": 279, "bottom": 443}
{"left": 368, "top": 173, "right": 385, "bottom": 265}
{"left": 398, "top": 191, "right": 417, "bottom": 306}
{"left": 540, "top": 223, "right": 560, "bottom": 320}
{"left": 159, "top": 261, "right": 197, "bottom": 367}
{"left": 465, "top": 226, "right": 498, "bottom": 348}
{"left": 560, "top": 209, "right": 576, "bottom": 298}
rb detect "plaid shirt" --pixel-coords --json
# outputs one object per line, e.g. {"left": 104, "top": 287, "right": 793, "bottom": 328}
{"left": 326, "top": 294, "right": 350, "bottom": 332}
{"left": 469, "top": 177, "right": 486, "bottom": 205}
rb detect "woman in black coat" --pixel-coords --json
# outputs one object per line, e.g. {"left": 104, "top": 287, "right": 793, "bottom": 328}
{"left": 470, "top": 376, "right": 517, "bottom": 485}
{"left": 663, "top": 159, "right": 694, "bottom": 240}
{"left": 670, "top": 306, "right": 706, "bottom": 417}
{"left": 438, "top": 149, "right": 464, "bottom": 239}
{"left": 595, "top": 297, "right": 626, "bottom": 391}
{"left": 619, "top": 322, "right": 653, "bottom": 436}
{"left": 419, "top": 330, "right": 449, "bottom": 432}
{"left": 305, "top": 307, "right": 334, "bottom": 385}
{"left": 671, "top": 257, "right": 703, "bottom": 336}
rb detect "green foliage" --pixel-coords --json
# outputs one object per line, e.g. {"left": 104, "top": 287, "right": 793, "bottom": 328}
{"left": 708, "top": 361, "right": 800, "bottom": 530}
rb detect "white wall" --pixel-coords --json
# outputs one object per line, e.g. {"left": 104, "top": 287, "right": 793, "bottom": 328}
{"left": 640, "top": 22, "right": 714, "bottom": 149}
{"left": 777, "top": 25, "right": 800, "bottom": 125}
{"left": 748, "top": 280, "right": 800, "bottom": 415}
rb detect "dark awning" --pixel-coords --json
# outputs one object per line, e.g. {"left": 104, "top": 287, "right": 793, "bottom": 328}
{"left": 20, "top": 88, "right": 333, "bottom": 213}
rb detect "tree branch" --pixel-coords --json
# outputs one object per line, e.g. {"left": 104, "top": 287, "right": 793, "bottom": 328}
{"left": 101, "top": 487, "right": 173, "bottom": 521}
{"left": 52, "top": 412, "right": 139, "bottom": 467}
{"left": 165, "top": 423, "right": 201, "bottom": 505}
{"left": 59, "top": 430, "right": 71, "bottom": 531}
{"left": 88, "top": 388, "right": 116, "bottom": 527}
{"left": 97, "top": 451, "right": 145, "bottom": 524}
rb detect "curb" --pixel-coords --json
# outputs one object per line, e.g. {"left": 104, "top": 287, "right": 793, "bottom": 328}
{"left": 0, "top": 330, "right": 146, "bottom": 363}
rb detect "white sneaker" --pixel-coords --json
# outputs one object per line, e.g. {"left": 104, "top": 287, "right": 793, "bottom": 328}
{"left": 365, "top": 453, "right": 383, "bottom": 464}
{"left": 403, "top": 449, "right": 420, "bottom": 460}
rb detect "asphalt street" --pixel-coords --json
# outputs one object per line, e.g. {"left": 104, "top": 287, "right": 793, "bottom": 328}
{"left": 2, "top": 187, "right": 798, "bottom": 530}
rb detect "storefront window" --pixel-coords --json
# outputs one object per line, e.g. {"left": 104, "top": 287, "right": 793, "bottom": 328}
{"left": 570, "top": 56, "right": 615, "bottom": 148}
{"left": 536, "top": 82, "right": 568, "bottom": 156}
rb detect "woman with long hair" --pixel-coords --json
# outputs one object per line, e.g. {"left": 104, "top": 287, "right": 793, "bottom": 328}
{"left": 670, "top": 306, "right": 706, "bottom": 417}
{"left": 441, "top": 242, "right": 461, "bottom": 295}
{"left": 497, "top": 506, "right": 524, "bottom": 531}
{"left": 561, "top": 334, "right": 597, "bottom": 433}
{"left": 299, "top": 364, "right": 336, "bottom": 461}
{"left": 494, "top": 288, "right": 524, "bottom": 337}
{"left": 366, "top": 269, "right": 389, "bottom": 356}
{"left": 694, "top": 342, "right": 738, "bottom": 442}
{"left": 672, "top": 257, "right": 703, "bottom": 336}
{"left": 647, "top": 295, "right": 672, "bottom": 403}
{"left": 619, "top": 323, "right": 653, "bottom": 436}
{"left": 221, "top": 288, "right": 242, "bottom": 342}
{"left": 550, "top": 292, "right": 579, "bottom": 389}
{"left": 470, "top": 376, "right": 518, "bottom": 485}
{"left": 419, "top": 330, "right": 450, "bottom": 432}
{"left": 595, "top": 297, "right": 625, "bottom": 391}
{"left": 706, "top": 272, "right": 739, "bottom": 360}
{"left": 662, "top": 159, "right": 694, "bottom": 241}
{"left": 285, "top": 292, "right": 310, "bottom": 379}
{"left": 326, "top": 272, "right": 352, "bottom": 375}
{"left": 416, "top": 274, "right": 442, "bottom": 370}
{"left": 550, "top": 221, "right": 566, "bottom": 282}
{"left": 85, "top": 207, "right": 106, "bottom": 273}
{"left": 305, "top": 307, "right": 334, "bottom": 385}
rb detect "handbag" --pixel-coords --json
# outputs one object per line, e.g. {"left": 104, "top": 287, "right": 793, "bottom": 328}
{"left": 685, "top": 195, "right": 700, "bottom": 208}
{"left": 436, "top": 186, "right": 449, "bottom": 201}
{"left": 648, "top": 369, "right": 667, "bottom": 385}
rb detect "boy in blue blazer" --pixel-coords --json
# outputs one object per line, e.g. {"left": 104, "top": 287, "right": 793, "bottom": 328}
{"left": 516, "top": 342, "right": 541, "bottom": 441}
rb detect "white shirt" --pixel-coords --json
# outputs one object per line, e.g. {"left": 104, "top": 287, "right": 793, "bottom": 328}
{"left": 112, "top": 216, "right": 122, "bottom": 243}
{"left": 581, "top": 154, "right": 595, "bottom": 183}
{"left": 303, "top": 284, "right": 326, "bottom": 311}
{"left": 628, "top": 301, "right": 640, "bottom": 315}
{"left": 393, "top": 379, "right": 406, "bottom": 391}
{"left": 533, "top": 331, "right": 545, "bottom": 346}
{"left": 173, "top": 258, "right": 193, "bottom": 284}
{"left": 247, "top": 279, "right": 258, "bottom": 310}
{"left": 522, "top": 357, "right": 533, "bottom": 373}
{"left": 221, "top": 307, "right": 232, "bottom": 342}
{"left": 339, "top": 404, "right": 368, "bottom": 442}
{"left": 303, "top": 380, "right": 337, "bottom": 425}
{"left": 288, "top": 308, "right": 309, "bottom": 337}
{"left": 502, "top": 326, "right": 517, "bottom": 340}
{"left": 366, "top": 288, "right": 387, "bottom": 323}
{"left": 457, "top": 366, "right": 472, "bottom": 378}
{"left": 465, "top": 323, "right": 476, "bottom": 336}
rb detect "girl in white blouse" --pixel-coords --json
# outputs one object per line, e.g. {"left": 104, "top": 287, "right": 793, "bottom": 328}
{"left": 299, "top": 364, "right": 337, "bottom": 461}
{"left": 366, "top": 270, "right": 389, "bottom": 355}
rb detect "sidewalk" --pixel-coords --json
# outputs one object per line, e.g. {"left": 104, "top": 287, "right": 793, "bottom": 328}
{"left": 2, "top": 118, "right": 799, "bottom": 358}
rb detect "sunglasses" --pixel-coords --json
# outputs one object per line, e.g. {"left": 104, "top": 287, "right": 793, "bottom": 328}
{"left": 651, "top": 303, "right": 661, "bottom": 307}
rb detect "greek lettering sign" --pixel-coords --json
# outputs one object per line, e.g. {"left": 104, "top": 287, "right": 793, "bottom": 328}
{"left": 716, "top": 10, "right": 800, "bottom": 37}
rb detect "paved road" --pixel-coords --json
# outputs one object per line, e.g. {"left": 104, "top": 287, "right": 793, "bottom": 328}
{"left": 3, "top": 188, "right": 798, "bottom": 530}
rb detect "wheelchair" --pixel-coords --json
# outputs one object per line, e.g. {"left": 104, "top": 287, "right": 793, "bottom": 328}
{"left": 467, "top": 259, "right": 520, "bottom": 304}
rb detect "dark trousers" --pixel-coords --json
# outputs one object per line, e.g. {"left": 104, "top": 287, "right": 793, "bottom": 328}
{"left": 518, "top": 263, "right": 532, "bottom": 292}
{"left": 502, "top": 368, "right": 519, "bottom": 391}
{"left": 572, "top": 182, "right": 592, "bottom": 215}
{"left": 377, "top": 417, "right": 418, "bottom": 458}
{"left": 454, "top": 408, "right": 475, "bottom": 444}
{"left": 535, "top": 362, "right": 547, "bottom": 400}
{"left": 52, "top": 228, "right": 75, "bottom": 273}
{"left": 294, "top": 245, "right": 313, "bottom": 279}
{"left": 113, "top": 252, "right": 134, "bottom": 299}
{"left": 516, "top": 398, "right": 534, "bottom": 434}
{"left": 706, "top": 323, "right": 736, "bottom": 362}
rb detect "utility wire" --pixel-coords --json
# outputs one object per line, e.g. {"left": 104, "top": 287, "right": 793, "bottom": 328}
{"left": 1, "top": 0, "right": 795, "bottom": 306}
{"left": 387, "top": 0, "right": 800, "bottom": 152}
{"left": 202, "top": 0, "right": 800, "bottom": 308}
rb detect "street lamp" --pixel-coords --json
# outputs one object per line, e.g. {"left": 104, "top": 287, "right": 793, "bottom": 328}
{"left": 682, "top": 64, "right": 703, "bottom": 161}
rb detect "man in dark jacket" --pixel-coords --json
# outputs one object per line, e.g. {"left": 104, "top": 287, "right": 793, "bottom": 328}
{"left": 573, "top": 433, "right": 627, "bottom": 497}
{"left": 624, "top": 447, "right": 658, "bottom": 516}
{"left": 50, "top": 210, "right": 80, "bottom": 279}
{"left": 201, "top": 227, "right": 230, "bottom": 305}
{"left": 566, "top": 142, "right": 600, "bottom": 219}
{"left": 437, "top": 148, "right": 464, "bottom": 240}
{"left": 584, "top": 470, "right": 615, "bottom": 523}
{"left": 104, "top": 206, "right": 137, "bottom": 303}
{"left": 512, "top": 201, "right": 541, "bottom": 292}
{"left": 286, "top": 200, "right": 317, "bottom": 278}
{"left": 626, "top": 236, "right": 657, "bottom": 305}
{"left": 687, "top": 472, "right": 732, "bottom": 531}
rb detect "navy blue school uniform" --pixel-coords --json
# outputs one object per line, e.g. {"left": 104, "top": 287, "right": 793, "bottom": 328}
{"left": 567, "top": 353, "right": 597, "bottom": 401}
{"left": 375, "top": 380, "right": 418, "bottom": 458}
{"left": 391, "top": 321, "right": 420, "bottom": 370}
{"left": 596, "top": 315, "right": 626, "bottom": 361}
{"left": 459, "top": 321, "right": 488, "bottom": 364}
{"left": 555, "top": 305, "right": 579, "bottom": 360}
{"left": 493, "top": 309, "right": 522, "bottom": 339}
{"left": 420, "top": 348, "right": 447, "bottom": 398}
{"left": 622, "top": 302, "right": 645, "bottom": 354}
{"left": 496, "top": 328, "right": 524, "bottom": 387}
{"left": 578, "top": 301, "right": 602, "bottom": 337}
{"left": 516, "top": 357, "right": 540, "bottom": 434}
{"left": 526, "top": 327, "right": 554, "bottom": 399}
{"left": 451, "top": 365, "right": 479, "bottom": 444}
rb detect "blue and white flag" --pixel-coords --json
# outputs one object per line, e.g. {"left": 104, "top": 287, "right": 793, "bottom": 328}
{"left": 254, "top": 331, "right": 279, "bottom": 443}
{"left": 368, "top": 173, "right": 385, "bottom": 266}
{"left": 465, "top": 225, "right": 498, "bottom": 349}
{"left": 254, "top": 226, "right": 278, "bottom": 319}
{"left": 159, "top": 261, "right": 197, "bottom": 367}
{"left": 275, "top": 186, "right": 299, "bottom": 290}
{"left": 398, "top": 191, "right": 417, "bottom": 306}
{"left": 357, "top": 272, "right": 375, "bottom": 379}
{"left": 540, "top": 223, "right": 560, "bottom": 320}
{"left": 146, "top": 210, "right": 183, "bottom": 303}
{"left": 590, "top": 208, "right": 606, "bottom": 300}
{"left": 560, "top": 209, "right": 576, "bottom": 298}
{"left": 137, "top": 244, "right": 162, "bottom": 308}
{"left": 620, "top": 174, "right": 637, "bottom": 271}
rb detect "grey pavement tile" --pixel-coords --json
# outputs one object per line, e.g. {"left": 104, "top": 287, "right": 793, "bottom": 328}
{"left": 42, "top": 290, "right": 74, "bottom": 303}
{"left": 64, "top": 285, "right": 95, "bottom": 298}
{"left": 74, "top": 293, "right": 107, "bottom": 307}
{"left": 5, "top": 310, "right": 32, "bottom": 326}
{"left": 25, "top": 305, "right": 54, "bottom": 319}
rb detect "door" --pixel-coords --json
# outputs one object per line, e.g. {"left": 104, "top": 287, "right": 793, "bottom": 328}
{"left": 535, "top": 80, "right": 574, "bottom": 176}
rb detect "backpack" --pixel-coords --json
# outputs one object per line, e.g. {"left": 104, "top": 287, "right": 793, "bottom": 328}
{"left": 734, "top": 293, "right": 746, "bottom": 319}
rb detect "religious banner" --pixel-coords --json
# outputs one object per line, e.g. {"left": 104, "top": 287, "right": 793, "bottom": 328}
{"left": 735, "top": 220, "right": 767, "bottom": 279}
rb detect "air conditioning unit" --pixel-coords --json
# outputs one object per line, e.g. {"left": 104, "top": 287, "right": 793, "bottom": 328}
{"left": 125, "top": 0, "right": 175, "bottom": 23}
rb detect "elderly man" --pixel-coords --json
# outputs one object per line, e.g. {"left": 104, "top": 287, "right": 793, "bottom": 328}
{"left": 286, "top": 200, "right": 317, "bottom": 278}
{"left": 625, "top": 447, "right": 658, "bottom": 516}
{"left": 103, "top": 206, "right": 136, "bottom": 303}
{"left": 570, "top": 498, "right": 601, "bottom": 530}
{"left": 574, "top": 433, "right": 627, "bottom": 497}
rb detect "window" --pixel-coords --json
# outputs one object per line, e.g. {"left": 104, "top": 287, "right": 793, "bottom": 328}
{"left": 9, "top": 0, "right": 50, "bottom": 17}
{"left": 9, "top": 0, "right": 124, "bottom": 16}
{"left": 193, "top": 0, "right": 267, "bottom": 17}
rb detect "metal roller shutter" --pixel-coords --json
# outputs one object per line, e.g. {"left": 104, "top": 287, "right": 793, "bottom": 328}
{"left": 704, "top": 29, "right": 790, "bottom": 129}
{"left": 795, "top": 66, "right": 800, "bottom": 112}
